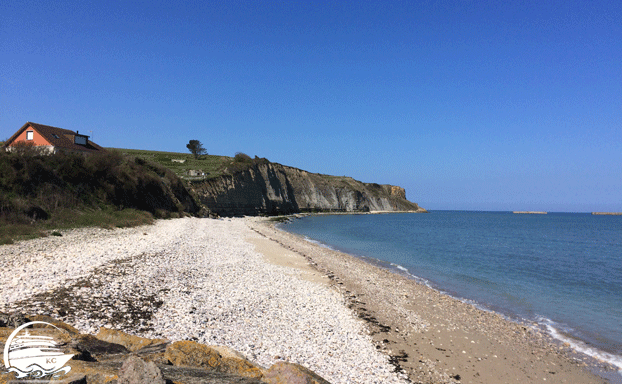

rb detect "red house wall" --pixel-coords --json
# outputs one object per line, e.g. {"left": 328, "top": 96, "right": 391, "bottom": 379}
{"left": 8, "top": 126, "right": 52, "bottom": 147}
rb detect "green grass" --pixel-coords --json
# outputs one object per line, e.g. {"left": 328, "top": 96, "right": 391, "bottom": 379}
{"left": 109, "top": 148, "right": 232, "bottom": 180}
{"left": 108, "top": 148, "right": 269, "bottom": 180}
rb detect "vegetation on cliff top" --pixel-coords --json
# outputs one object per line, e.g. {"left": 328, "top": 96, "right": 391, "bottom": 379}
{"left": 112, "top": 148, "right": 269, "bottom": 180}
{"left": 0, "top": 148, "right": 199, "bottom": 244}
{"left": 186, "top": 139, "right": 207, "bottom": 159}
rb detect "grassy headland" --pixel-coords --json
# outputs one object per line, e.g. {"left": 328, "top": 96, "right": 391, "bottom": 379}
{"left": 111, "top": 148, "right": 268, "bottom": 180}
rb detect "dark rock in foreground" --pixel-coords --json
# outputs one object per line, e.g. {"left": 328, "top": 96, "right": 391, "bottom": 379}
{"left": 0, "top": 314, "right": 331, "bottom": 384}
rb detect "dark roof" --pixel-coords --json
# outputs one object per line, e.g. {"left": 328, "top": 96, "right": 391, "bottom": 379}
{"left": 5, "top": 122, "right": 105, "bottom": 153}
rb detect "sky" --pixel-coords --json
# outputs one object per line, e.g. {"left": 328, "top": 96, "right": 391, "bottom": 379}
{"left": 1, "top": 1, "right": 621, "bottom": 212}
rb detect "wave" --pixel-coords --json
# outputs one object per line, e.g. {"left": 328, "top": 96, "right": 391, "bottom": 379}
{"left": 388, "top": 261, "right": 622, "bottom": 377}
{"left": 537, "top": 316, "right": 622, "bottom": 375}
{"left": 389, "top": 261, "right": 622, "bottom": 377}
{"left": 391, "top": 262, "right": 409, "bottom": 273}
{"left": 301, "top": 236, "right": 336, "bottom": 250}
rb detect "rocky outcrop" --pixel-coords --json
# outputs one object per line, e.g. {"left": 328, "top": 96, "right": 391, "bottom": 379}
{"left": 0, "top": 315, "right": 331, "bottom": 384}
{"left": 165, "top": 341, "right": 264, "bottom": 379}
{"left": 192, "top": 163, "right": 425, "bottom": 216}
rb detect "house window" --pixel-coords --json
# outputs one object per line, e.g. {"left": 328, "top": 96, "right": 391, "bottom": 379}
{"left": 26, "top": 131, "right": 33, "bottom": 140}
{"left": 52, "top": 134, "right": 60, "bottom": 139}
{"left": 74, "top": 135, "right": 87, "bottom": 145}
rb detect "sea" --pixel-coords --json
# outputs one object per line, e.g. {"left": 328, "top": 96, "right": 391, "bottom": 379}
{"left": 280, "top": 211, "right": 622, "bottom": 377}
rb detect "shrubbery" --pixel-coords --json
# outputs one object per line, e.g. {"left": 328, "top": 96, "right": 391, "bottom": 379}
{"left": 0, "top": 149, "right": 200, "bottom": 243}
{"left": 233, "top": 152, "right": 252, "bottom": 162}
{"left": 224, "top": 152, "right": 270, "bottom": 174}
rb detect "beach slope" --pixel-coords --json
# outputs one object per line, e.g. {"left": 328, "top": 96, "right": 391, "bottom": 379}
{"left": 249, "top": 218, "right": 612, "bottom": 384}
{"left": 0, "top": 217, "right": 612, "bottom": 384}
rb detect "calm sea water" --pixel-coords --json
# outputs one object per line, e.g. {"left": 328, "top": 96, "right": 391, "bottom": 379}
{"left": 282, "top": 211, "right": 622, "bottom": 371}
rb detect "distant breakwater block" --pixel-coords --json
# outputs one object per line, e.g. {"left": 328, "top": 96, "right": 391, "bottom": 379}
{"left": 191, "top": 162, "right": 425, "bottom": 216}
{"left": 0, "top": 313, "right": 332, "bottom": 384}
{"left": 592, "top": 212, "right": 622, "bottom": 215}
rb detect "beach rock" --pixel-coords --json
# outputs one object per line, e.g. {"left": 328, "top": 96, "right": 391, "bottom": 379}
{"left": 0, "top": 327, "right": 12, "bottom": 344}
{"left": 1, "top": 323, "right": 73, "bottom": 349}
{"left": 96, "top": 327, "right": 168, "bottom": 352}
{"left": 70, "top": 334, "right": 129, "bottom": 361}
{"left": 1, "top": 320, "right": 330, "bottom": 383}
{"left": 63, "top": 375, "right": 88, "bottom": 384}
{"left": 0, "top": 371, "right": 17, "bottom": 384}
{"left": 117, "top": 355, "right": 165, "bottom": 384}
{"left": 134, "top": 341, "right": 170, "bottom": 365}
{"left": 211, "top": 344, "right": 249, "bottom": 360}
{"left": 166, "top": 340, "right": 222, "bottom": 367}
{"left": 165, "top": 340, "right": 264, "bottom": 379}
{"left": 63, "top": 360, "right": 120, "bottom": 383}
{"left": 262, "top": 362, "right": 332, "bottom": 384}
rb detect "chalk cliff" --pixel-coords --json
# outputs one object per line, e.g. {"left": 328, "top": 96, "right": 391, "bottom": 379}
{"left": 191, "top": 162, "right": 425, "bottom": 216}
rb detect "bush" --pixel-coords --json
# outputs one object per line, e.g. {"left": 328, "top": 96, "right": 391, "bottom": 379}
{"left": 233, "top": 152, "right": 252, "bottom": 163}
{"left": 0, "top": 149, "right": 199, "bottom": 244}
{"left": 221, "top": 153, "right": 271, "bottom": 175}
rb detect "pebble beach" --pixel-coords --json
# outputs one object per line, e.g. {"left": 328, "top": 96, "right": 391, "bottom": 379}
{"left": 0, "top": 216, "right": 614, "bottom": 383}
{"left": 0, "top": 217, "right": 407, "bottom": 384}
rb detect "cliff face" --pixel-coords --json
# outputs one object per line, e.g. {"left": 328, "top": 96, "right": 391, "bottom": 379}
{"left": 191, "top": 163, "right": 424, "bottom": 216}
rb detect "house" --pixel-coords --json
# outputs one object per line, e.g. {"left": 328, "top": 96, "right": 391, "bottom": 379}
{"left": 3, "top": 122, "right": 104, "bottom": 154}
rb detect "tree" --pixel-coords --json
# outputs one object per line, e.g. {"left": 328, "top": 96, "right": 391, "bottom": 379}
{"left": 186, "top": 140, "right": 207, "bottom": 159}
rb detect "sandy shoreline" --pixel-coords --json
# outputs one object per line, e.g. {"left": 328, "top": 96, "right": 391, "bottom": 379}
{"left": 0, "top": 216, "right": 616, "bottom": 384}
{"left": 249, "top": 217, "right": 616, "bottom": 384}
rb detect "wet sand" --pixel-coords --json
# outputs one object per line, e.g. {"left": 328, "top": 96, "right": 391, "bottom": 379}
{"left": 247, "top": 217, "right": 613, "bottom": 384}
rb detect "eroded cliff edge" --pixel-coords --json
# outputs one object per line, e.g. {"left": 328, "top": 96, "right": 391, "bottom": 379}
{"left": 190, "top": 162, "right": 425, "bottom": 216}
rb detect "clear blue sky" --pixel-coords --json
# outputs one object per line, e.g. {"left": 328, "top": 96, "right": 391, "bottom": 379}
{"left": 2, "top": 1, "right": 621, "bottom": 212}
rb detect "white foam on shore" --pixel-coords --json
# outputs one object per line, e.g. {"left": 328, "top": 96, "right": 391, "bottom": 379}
{"left": 387, "top": 262, "right": 434, "bottom": 288}
{"left": 539, "top": 317, "right": 622, "bottom": 375}
{"left": 302, "top": 236, "right": 336, "bottom": 250}
{"left": 386, "top": 258, "right": 622, "bottom": 378}
{"left": 390, "top": 262, "right": 409, "bottom": 273}
{"left": 390, "top": 263, "right": 622, "bottom": 382}
{"left": 388, "top": 259, "right": 622, "bottom": 379}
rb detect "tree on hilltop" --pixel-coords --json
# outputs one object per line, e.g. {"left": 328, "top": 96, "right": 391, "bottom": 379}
{"left": 186, "top": 140, "right": 207, "bottom": 159}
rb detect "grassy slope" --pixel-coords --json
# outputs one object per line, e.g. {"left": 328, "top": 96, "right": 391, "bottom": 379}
{"left": 110, "top": 148, "right": 232, "bottom": 180}
{"left": 0, "top": 149, "right": 195, "bottom": 244}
